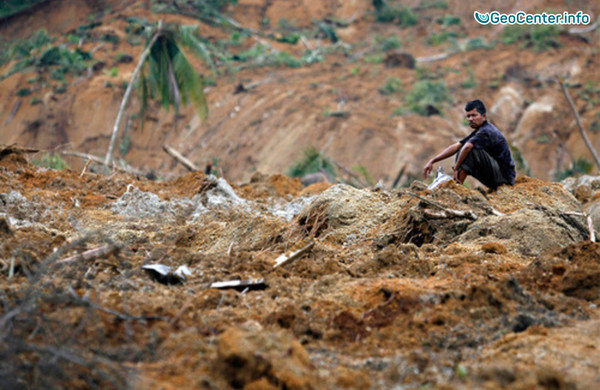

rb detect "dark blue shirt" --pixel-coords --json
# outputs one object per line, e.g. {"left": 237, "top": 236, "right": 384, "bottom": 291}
{"left": 459, "top": 121, "right": 516, "bottom": 185}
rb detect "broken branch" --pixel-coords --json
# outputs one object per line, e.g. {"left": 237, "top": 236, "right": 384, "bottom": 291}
{"left": 273, "top": 241, "right": 315, "bottom": 269}
{"left": 61, "top": 150, "right": 145, "bottom": 176}
{"left": 403, "top": 191, "right": 478, "bottom": 220}
{"left": 162, "top": 144, "right": 198, "bottom": 171}
{"left": 55, "top": 244, "right": 120, "bottom": 265}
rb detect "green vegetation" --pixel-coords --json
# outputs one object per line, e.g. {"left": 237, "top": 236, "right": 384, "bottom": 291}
{"left": 287, "top": 147, "right": 337, "bottom": 179}
{"left": 0, "top": 29, "right": 54, "bottom": 68}
{"left": 427, "top": 31, "right": 460, "bottom": 46}
{"left": 30, "top": 96, "right": 42, "bottom": 105}
{"left": 16, "top": 88, "right": 32, "bottom": 97}
{"left": 418, "top": 0, "right": 448, "bottom": 10}
{"left": 374, "top": 4, "right": 418, "bottom": 27}
{"left": 376, "top": 34, "right": 402, "bottom": 51}
{"left": 500, "top": 25, "right": 561, "bottom": 51}
{"left": 577, "top": 82, "right": 600, "bottom": 108}
{"left": 406, "top": 80, "right": 452, "bottom": 116}
{"left": 554, "top": 157, "right": 593, "bottom": 181}
{"left": 103, "top": 67, "right": 119, "bottom": 77}
{"left": 465, "top": 37, "right": 495, "bottom": 51}
{"left": 461, "top": 66, "right": 477, "bottom": 89}
{"left": 379, "top": 77, "right": 403, "bottom": 95}
{"left": 33, "top": 154, "right": 69, "bottom": 170}
{"left": 0, "top": 0, "right": 47, "bottom": 18}
{"left": 510, "top": 144, "right": 530, "bottom": 176}
{"left": 353, "top": 163, "right": 374, "bottom": 186}
{"left": 437, "top": 15, "right": 461, "bottom": 26}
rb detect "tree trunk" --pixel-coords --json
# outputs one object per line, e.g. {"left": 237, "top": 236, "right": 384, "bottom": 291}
{"left": 558, "top": 77, "right": 600, "bottom": 170}
{"left": 105, "top": 28, "right": 161, "bottom": 166}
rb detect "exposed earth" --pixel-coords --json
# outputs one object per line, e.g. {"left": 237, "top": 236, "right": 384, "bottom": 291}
{"left": 2, "top": 1, "right": 600, "bottom": 389}
{"left": 1, "top": 145, "right": 600, "bottom": 389}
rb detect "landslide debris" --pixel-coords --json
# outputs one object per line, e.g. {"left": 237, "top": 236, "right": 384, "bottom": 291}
{"left": 0, "top": 147, "right": 598, "bottom": 389}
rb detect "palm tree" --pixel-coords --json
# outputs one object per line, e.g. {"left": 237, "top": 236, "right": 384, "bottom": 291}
{"left": 105, "top": 21, "right": 210, "bottom": 166}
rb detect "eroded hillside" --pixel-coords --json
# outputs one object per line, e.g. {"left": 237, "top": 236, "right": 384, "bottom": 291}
{"left": 1, "top": 0, "right": 600, "bottom": 183}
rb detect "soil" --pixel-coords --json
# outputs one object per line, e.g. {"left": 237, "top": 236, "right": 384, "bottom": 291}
{"left": 1, "top": 0, "right": 600, "bottom": 183}
{"left": 2, "top": 1, "right": 600, "bottom": 389}
{"left": 1, "top": 147, "right": 600, "bottom": 389}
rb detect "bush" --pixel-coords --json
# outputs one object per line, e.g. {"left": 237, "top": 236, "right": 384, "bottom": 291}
{"left": 379, "top": 77, "right": 403, "bottom": 95}
{"left": 375, "top": 5, "right": 418, "bottom": 27}
{"left": 437, "top": 15, "right": 461, "bottom": 26}
{"left": 0, "top": 0, "right": 47, "bottom": 18}
{"left": 33, "top": 154, "right": 69, "bottom": 170}
{"left": 406, "top": 80, "right": 452, "bottom": 116}
{"left": 16, "top": 88, "right": 32, "bottom": 97}
{"left": 500, "top": 25, "right": 561, "bottom": 51}
{"left": 554, "top": 157, "right": 593, "bottom": 181}
{"left": 378, "top": 34, "right": 402, "bottom": 51}
{"left": 287, "top": 147, "right": 337, "bottom": 179}
{"left": 427, "top": 31, "right": 460, "bottom": 46}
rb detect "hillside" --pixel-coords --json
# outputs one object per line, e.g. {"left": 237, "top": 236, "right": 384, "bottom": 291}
{"left": 1, "top": 0, "right": 600, "bottom": 183}
{"left": 2, "top": 1, "right": 600, "bottom": 389}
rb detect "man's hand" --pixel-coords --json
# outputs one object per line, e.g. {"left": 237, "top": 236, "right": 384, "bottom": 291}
{"left": 453, "top": 167, "right": 460, "bottom": 183}
{"left": 423, "top": 161, "right": 433, "bottom": 178}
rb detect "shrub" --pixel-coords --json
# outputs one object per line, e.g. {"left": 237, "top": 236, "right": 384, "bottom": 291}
{"left": 418, "top": 0, "right": 448, "bottom": 10}
{"left": 16, "top": 88, "right": 32, "bottom": 97}
{"left": 554, "top": 157, "right": 593, "bottom": 181}
{"left": 375, "top": 5, "right": 418, "bottom": 27}
{"left": 33, "top": 153, "right": 69, "bottom": 170}
{"left": 437, "top": 15, "right": 461, "bottom": 26}
{"left": 379, "top": 77, "right": 403, "bottom": 95}
{"left": 427, "top": 31, "right": 460, "bottom": 46}
{"left": 378, "top": 34, "right": 402, "bottom": 51}
{"left": 500, "top": 25, "right": 561, "bottom": 51}
{"left": 287, "top": 147, "right": 337, "bottom": 179}
{"left": 406, "top": 80, "right": 452, "bottom": 116}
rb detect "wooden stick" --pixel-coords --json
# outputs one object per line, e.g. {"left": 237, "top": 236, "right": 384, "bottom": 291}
{"left": 273, "top": 241, "right": 314, "bottom": 269}
{"left": 61, "top": 150, "right": 145, "bottom": 176}
{"left": 391, "top": 163, "right": 407, "bottom": 189}
{"left": 587, "top": 215, "right": 596, "bottom": 242}
{"left": 162, "top": 144, "right": 198, "bottom": 171}
{"left": 331, "top": 159, "right": 369, "bottom": 188}
{"left": 558, "top": 77, "right": 600, "bottom": 170}
{"left": 403, "top": 191, "right": 478, "bottom": 220}
{"left": 55, "top": 244, "right": 119, "bottom": 265}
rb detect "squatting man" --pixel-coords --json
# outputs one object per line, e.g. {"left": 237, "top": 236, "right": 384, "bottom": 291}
{"left": 423, "top": 99, "right": 516, "bottom": 190}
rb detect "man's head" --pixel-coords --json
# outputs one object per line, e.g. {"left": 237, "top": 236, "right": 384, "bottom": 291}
{"left": 465, "top": 99, "right": 487, "bottom": 129}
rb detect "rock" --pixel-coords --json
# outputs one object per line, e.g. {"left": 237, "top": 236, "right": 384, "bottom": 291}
{"left": 384, "top": 51, "right": 416, "bottom": 69}
{"left": 489, "top": 85, "right": 524, "bottom": 133}
{"left": 216, "top": 326, "right": 321, "bottom": 389}
{"left": 512, "top": 94, "right": 559, "bottom": 178}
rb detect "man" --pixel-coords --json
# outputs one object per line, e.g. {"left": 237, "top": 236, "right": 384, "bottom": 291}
{"left": 423, "top": 99, "right": 516, "bottom": 190}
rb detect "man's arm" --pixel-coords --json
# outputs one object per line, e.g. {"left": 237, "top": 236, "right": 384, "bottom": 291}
{"left": 453, "top": 141, "right": 474, "bottom": 180}
{"left": 423, "top": 142, "right": 462, "bottom": 178}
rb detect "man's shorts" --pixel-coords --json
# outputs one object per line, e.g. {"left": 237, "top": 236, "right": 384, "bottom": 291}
{"left": 456, "top": 146, "right": 509, "bottom": 189}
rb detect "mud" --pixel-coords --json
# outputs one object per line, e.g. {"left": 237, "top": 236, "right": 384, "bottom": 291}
{"left": 1, "top": 149, "right": 600, "bottom": 389}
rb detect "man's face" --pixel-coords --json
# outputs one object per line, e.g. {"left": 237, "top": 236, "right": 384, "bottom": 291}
{"left": 466, "top": 109, "right": 486, "bottom": 129}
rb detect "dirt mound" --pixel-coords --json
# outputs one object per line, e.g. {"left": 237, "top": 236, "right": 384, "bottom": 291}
{"left": 521, "top": 241, "right": 600, "bottom": 302}
{"left": 1, "top": 162, "right": 598, "bottom": 389}
{"left": 216, "top": 324, "right": 321, "bottom": 389}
